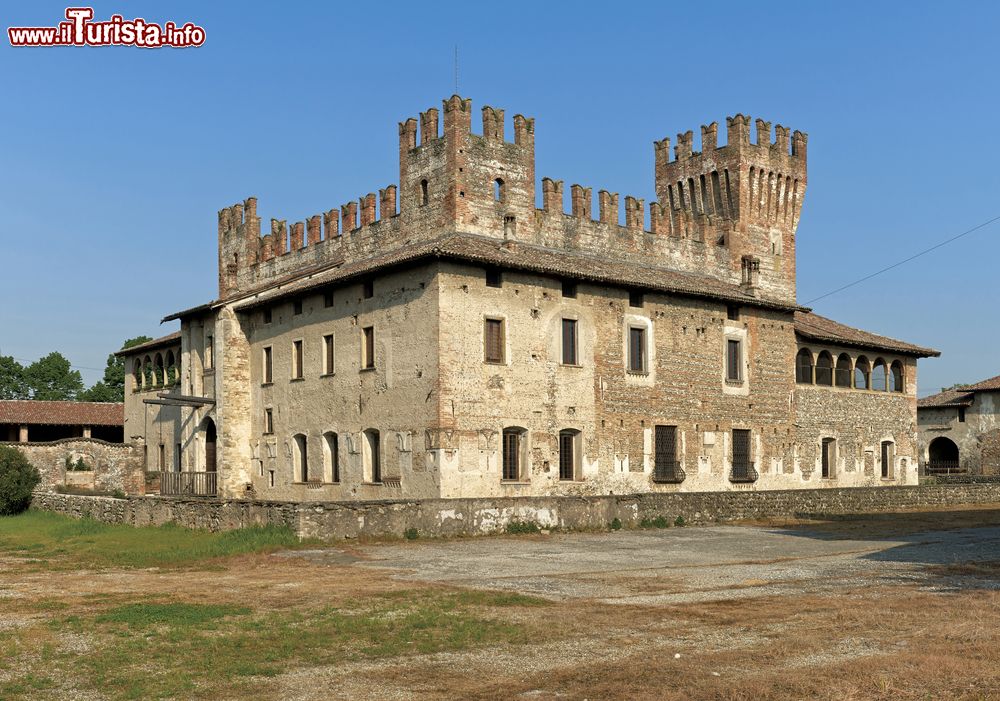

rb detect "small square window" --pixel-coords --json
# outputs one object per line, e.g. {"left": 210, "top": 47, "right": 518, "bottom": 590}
{"left": 629, "top": 291, "right": 644, "bottom": 308}
{"left": 323, "top": 290, "right": 334, "bottom": 308}
{"left": 293, "top": 299, "right": 303, "bottom": 315}
{"left": 485, "top": 267, "right": 503, "bottom": 288}
{"left": 562, "top": 280, "right": 577, "bottom": 298}
{"left": 263, "top": 308, "right": 272, "bottom": 324}
{"left": 363, "top": 280, "right": 374, "bottom": 299}
{"left": 727, "top": 304, "right": 740, "bottom": 321}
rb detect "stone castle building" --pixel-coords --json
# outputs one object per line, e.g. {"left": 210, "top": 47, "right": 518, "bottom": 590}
{"left": 917, "top": 375, "right": 1000, "bottom": 476}
{"left": 121, "top": 95, "right": 938, "bottom": 500}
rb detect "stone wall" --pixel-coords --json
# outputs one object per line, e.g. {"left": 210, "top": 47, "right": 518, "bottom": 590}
{"left": 7, "top": 439, "right": 142, "bottom": 494}
{"left": 31, "top": 483, "right": 1000, "bottom": 541}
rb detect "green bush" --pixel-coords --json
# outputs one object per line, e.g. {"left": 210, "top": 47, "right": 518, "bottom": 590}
{"left": 403, "top": 527, "right": 419, "bottom": 540}
{"left": 505, "top": 520, "right": 540, "bottom": 535}
{"left": 639, "top": 518, "right": 653, "bottom": 529}
{"left": 674, "top": 515, "right": 686, "bottom": 527}
{"left": 0, "top": 445, "right": 41, "bottom": 515}
{"left": 610, "top": 517, "right": 622, "bottom": 531}
{"left": 652, "top": 515, "right": 670, "bottom": 529}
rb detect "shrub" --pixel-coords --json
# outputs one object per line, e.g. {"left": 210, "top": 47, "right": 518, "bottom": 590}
{"left": 505, "top": 520, "right": 540, "bottom": 535}
{"left": 610, "top": 517, "right": 622, "bottom": 531}
{"left": 0, "top": 445, "right": 41, "bottom": 515}
{"left": 674, "top": 515, "right": 686, "bottom": 527}
{"left": 403, "top": 527, "right": 419, "bottom": 540}
{"left": 652, "top": 515, "right": 670, "bottom": 529}
{"left": 639, "top": 518, "right": 653, "bottom": 529}
{"left": 110, "top": 489, "right": 127, "bottom": 500}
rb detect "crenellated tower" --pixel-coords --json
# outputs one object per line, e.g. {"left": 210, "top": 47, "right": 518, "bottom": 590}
{"left": 398, "top": 95, "right": 535, "bottom": 240}
{"left": 654, "top": 116, "right": 807, "bottom": 301}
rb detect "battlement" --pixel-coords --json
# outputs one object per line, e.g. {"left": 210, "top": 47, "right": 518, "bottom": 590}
{"left": 215, "top": 98, "right": 808, "bottom": 306}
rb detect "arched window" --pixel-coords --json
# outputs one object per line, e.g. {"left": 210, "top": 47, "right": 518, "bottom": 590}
{"left": 889, "top": 361, "right": 904, "bottom": 393}
{"left": 420, "top": 179, "right": 428, "bottom": 206}
{"left": 795, "top": 348, "right": 814, "bottom": 384}
{"left": 502, "top": 427, "right": 527, "bottom": 481}
{"left": 835, "top": 354, "right": 852, "bottom": 388}
{"left": 323, "top": 432, "right": 339, "bottom": 483}
{"left": 494, "top": 178, "right": 505, "bottom": 202}
{"left": 133, "top": 359, "right": 143, "bottom": 389}
{"left": 293, "top": 433, "right": 309, "bottom": 482}
{"left": 142, "top": 356, "right": 153, "bottom": 388}
{"left": 165, "top": 350, "right": 177, "bottom": 385}
{"left": 558, "top": 429, "right": 581, "bottom": 481}
{"left": 363, "top": 429, "right": 381, "bottom": 483}
{"left": 928, "top": 436, "right": 960, "bottom": 474}
{"left": 815, "top": 351, "right": 833, "bottom": 386}
{"left": 871, "top": 359, "right": 887, "bottom": 391}
{"left": 854, "top": 356, "right": 871, "bottom": 390}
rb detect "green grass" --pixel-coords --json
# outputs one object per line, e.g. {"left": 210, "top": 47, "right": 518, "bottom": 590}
{"left": 22, "top": 590, "right": 540, "bottom": 700}
{"left": 0, "top": 511, "right": 303, "bottom": 569}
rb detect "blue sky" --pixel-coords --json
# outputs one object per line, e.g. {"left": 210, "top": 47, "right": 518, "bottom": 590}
{"left": 1, "top": 1, "right": 997, "bottom": 395}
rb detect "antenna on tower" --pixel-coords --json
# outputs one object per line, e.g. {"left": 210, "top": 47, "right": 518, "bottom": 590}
{"left": 454, "top": 44, "right": 459, "bottom": 93}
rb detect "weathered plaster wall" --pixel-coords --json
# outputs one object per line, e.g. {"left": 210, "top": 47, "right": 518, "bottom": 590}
{"left": 8, "top": 439, "right": 142, "bottom": 494}
{"left": 918, "top": 391, "right": 1000, "bottom": 475}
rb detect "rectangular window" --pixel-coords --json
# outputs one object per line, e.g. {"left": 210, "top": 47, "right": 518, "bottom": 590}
{"left": 485, "top": 267, "right": 503, "bottom": 288}
{"left": 558, "top": 430, "right": 578, "bottom": 481}
{"left": 174, "top": 443, "right": 181, "bottom": 472}
{"left": 264, "top": 408, "right": 273, "bottom": 435}
{"left": 322, "top": 334, "right": 335, "bottom": 375}
{"left": 959, "top": 407, "right": 966, "bottom": 423}
{"left": 726, "top": 339, "right": 742, "bottom": 381}
{"left": 484, "top": 318, "right": 505, "bottom": 364}
{"left": 822, "top": 437, "right": 836, "bottom": 478}
{"left": 881, "top": 441, "right": 894, "bottom": 479}
{"left": 502, "top": 429, "right": 523, "bottom": 481}
{"left": 158, "top": 444, "right": 165, "bottom": 470}
{"left": 363, "top": 279, "right": 374, "bottom": 299}
{"left": 363, "top": 327, "right": 375, "bottom": 369}
{"left": 561, "top": 319, "right": 578, "bottom": 365}
{"left": 732, "top": 429, "right": 752, "bottom": 481}
{"left": 653, "top": 425, "right": 679, "bottom": 482}
{"left": 323, "top": 289, "right": 334, "bottom": 308}
{"left": 293, "top": 299, "right": 303, "bottom": 315}
{"left": 629, "top": 290, "right": 644, "bottom": 308}
{"left": 727, "top": 304, "right": 740, "bottom": 321}
{"left": 205, "top": 335, "right": 214, "bottom": 370}
{"left": 263, "top": 308, "right": 272, "bottom": 324}
{"left": 262, "top": 346, "right": 273, "bottom": 384}
{"left": 562, "top": 280, "right": 577, "bottom": 298}
{"left": 628, "top": 326, "right": 646, "bottom": 373}
{"left": 292, "top": 340, "right": 303, "bottom": 379}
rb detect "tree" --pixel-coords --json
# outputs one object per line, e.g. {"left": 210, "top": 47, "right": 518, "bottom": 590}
{"left": 24, "top": 352, "right": 83, "bottom": 401}
{"left": 0, "top": 355, "right": 28, "bottom": 400}
{"left": 79, "top": 336, "right": 152, "bottom": 403}
{"left": 0, "top": 445, "right": 40, "bottom": 515}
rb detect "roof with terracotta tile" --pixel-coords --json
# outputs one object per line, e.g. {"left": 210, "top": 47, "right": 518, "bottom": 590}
{"left": 917, "top": 388, "right": 975, "bottom": 409}
{"left": 793, "top": 311, "right": 939, "bottom": 358}
{"left": 183, "top": 233, "right": 804, "bottom": 318}
{"left": 0, "top": 400, "right": 124, "bottom": 427}
{"left": 961, "top": 374, "right": 1000, "bottom": 392}
{"left": 114, "top": 331, "right": 182, "bottom": 358}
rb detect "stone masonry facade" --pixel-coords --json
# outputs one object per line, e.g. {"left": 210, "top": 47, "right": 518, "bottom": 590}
{"left": 121, "top": 96, "right": 938, "bottom": 501}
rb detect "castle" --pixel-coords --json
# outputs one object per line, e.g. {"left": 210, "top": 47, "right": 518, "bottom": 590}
{"left": 121, "top": 95, "right": 938, "bottom": 500}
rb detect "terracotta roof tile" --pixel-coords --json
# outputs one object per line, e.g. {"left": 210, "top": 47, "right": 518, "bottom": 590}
{"left": 794, "top": 311, "right": 939, "bottom": 358}
{"left": 0, "top": 400, "right": 124, "bottom": 427}
{"left": 917, "top": 389, "right": 974, "bottom": 409}
{"left": 114, "top": 331, "right": 181, "bottom": 357}
{"left": 961, "top": 374, "right": 1000, "bottom": 392}
{"left": 225, "top": 233, "right": 801, "bottom": 315}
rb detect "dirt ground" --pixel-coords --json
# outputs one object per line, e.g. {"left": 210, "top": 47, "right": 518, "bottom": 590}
{"left": 3, "top": 506, "right": 1000, "bottom": 700}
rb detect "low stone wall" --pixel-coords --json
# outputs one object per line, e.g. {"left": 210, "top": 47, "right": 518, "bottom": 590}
{"left": 30, "top": 482, "right": 1000, "bottom": 540}
{"left": 5, "top": 439, "right": 142, "bottom": 495}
